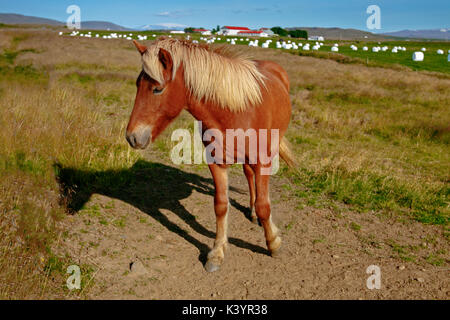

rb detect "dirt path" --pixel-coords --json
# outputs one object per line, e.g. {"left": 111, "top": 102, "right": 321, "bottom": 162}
{"left": 58, "top": 160, "right": 448, "bottom": 299}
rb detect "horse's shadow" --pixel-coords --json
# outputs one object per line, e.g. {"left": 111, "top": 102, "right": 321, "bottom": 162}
{"left": 54, "top": 160, "right": 268, "bottom": 265}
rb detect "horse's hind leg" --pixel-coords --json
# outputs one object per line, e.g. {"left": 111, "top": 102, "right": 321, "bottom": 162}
{"left": 254, "top": 165, "right": 281, "bottom": 256}
{"left": 205, "top": 164, "right": 229, "bottom": 272}
{"left": 243, "top": 164, "right": 257, "bottom": 224}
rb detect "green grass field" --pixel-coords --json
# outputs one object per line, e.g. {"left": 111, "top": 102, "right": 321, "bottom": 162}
{"left": 318, "top": 40, "right": 450, "bottom": 74}
{"left": 65, "top": 29, "right": 450, "bottom": 74}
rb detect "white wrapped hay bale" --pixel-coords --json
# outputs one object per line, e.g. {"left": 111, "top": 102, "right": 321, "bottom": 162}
{"left": 436, "top": 49, "right": 444, "bottom": 55}
{"left": 363, "top": 46, "right": 368, "bottom": 51}
{"left": 331, "top": 46, "right": 338, "bottom": 52}
{"left": 412, "top": 51, "right": 424, "bottom": 61}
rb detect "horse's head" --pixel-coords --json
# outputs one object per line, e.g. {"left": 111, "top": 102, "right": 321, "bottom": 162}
{"left": 126, "top": 40, "right": 185, "bottom": 149}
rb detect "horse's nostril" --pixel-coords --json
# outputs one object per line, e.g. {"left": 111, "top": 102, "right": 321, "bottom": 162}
{"left": 126, "top": 127, "right": 151, "bottom": 149}
{"left": 126, "top": 132, "right": 136, "bottom": 148}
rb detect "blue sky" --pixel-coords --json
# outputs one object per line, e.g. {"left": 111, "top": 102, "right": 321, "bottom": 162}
{"left": 1, "top": 0, "right": 449, "bottom": 32}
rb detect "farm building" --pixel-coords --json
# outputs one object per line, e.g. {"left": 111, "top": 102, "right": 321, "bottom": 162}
{"left": 308, "top": 35, "right": 325, "bottom": 41}
{"left": 259, "top": 28, "right": 275, "bottom": 36}
{"left": 193, "top": 28, "right": 211, "bottom": 35}
{"left": 219, "top": 26, "right": 251, "bottom": 36}
{"left": 219, "top": 26, "right": 271, "bottom": 37}
{"left": 238, "top": 30, "right": 264, "bottom": 37}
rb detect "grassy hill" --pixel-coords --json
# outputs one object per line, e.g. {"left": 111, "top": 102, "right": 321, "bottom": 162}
{"left": 0, "top": 13, "right": 131, "bottom": 30}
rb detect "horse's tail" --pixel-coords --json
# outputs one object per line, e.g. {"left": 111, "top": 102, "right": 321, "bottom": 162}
{"left": 279, "top": 137, "right": 297, "bottom": 170}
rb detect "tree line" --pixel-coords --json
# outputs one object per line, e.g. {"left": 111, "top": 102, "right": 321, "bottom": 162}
{"left": 270, "top": 27, "right": 308, "bottom": 38}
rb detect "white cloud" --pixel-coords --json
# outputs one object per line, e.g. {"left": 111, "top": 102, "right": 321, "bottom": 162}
{"left": 155, "top": 10, "right": 191, "bottom": 18}
{"left": 157, "top": 22, "right": 188, "bottom": 28}
{"left": 156, "top": 11, "right": 170, "bottom": 17}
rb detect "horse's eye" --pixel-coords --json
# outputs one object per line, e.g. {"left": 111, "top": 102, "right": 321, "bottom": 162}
{"left": 153, "top": 87, "right": 164, "bottom": 95}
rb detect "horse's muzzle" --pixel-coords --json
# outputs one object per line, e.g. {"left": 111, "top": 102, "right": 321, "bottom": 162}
{"left": 126, "top": 126, "right": 152, "bottom": 149}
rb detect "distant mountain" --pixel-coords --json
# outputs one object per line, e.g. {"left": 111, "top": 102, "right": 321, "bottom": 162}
{"left": 81, "top": 21, "right": 132, "bottom": 31}
{"left": 286, "top": 27, "right": 386, "bottom": 40}
{"left": 382, "top": 29, "right": 450, "bottom": 40}
{"left": 0, "top": 13, "right": 131, "bottom": 31}
{"left": 0, "top": 13, "right": 62, "bottom": 25}
{"left": 138, "top": 23, "right": 187, "bottom": 31}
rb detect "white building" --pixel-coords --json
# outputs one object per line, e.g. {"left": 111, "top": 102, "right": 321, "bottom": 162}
{"left": 219, "top": 26, "right": 274, "bottom": 37}
{"left": 238, "top": 30, "right": 264, "bottom": 37}
{"left": 219, "top": 26, "right": 252, "bottom": 36}
{"left": 259, "top": 28, "right": 275, "bottom": 37}
{"left": 194, "top": 28, "right": 211, "bottom": 36}
{"left": 308, "top": 35, "right": 325, "bottom": 41}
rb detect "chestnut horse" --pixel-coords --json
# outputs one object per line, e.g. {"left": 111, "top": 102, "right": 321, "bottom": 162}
{"left": 126, "top": 38, "right": 294, "bottom": 272}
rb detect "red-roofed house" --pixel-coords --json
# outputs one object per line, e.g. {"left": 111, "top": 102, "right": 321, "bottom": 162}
{"left": 219, "top": 26, "right": 251, "bottom": 35}
{"left": 193, "top": 28, "right": 211, "bottom": 35}
{"left": 238, "top": 30, "right": 263, "bottom": 36}
{"left": 219, "top": 26, "right": 271, "bottom": 37}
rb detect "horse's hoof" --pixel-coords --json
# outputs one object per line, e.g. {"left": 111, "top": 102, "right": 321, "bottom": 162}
{"left": 205, "top": 260, "right": 221, "bottom": 273}
{"left": 251, "top": 216, "right": 259, "bottom": 224}
{"left": 268, "top": 237, "right": 282, "bottom": 257}
{"left": 270, "top": 249, "right": 282, "bottom": 258}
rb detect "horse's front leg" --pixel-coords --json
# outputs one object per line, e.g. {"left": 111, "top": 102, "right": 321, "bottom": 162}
{"left": 205, "top": 163, "right": 229, "bottom": 272}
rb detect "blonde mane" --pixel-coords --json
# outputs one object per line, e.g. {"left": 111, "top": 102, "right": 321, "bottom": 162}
{"left": 141, "top": 38, "right": 266, "bottom": 112}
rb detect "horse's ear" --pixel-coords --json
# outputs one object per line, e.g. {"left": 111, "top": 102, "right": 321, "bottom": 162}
{"left": 133, "top": 40, "right": 147, "bottom": 55}
{"left": 158, "top": 48, "right": 173, "bottom": 83}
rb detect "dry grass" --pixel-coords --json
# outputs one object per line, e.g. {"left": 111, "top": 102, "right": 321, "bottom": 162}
{"left": 0, "top": 29, "right": 141, "bottom": 299}
{"left": 0, "top": 28, "right": 448, "bottom": 298}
